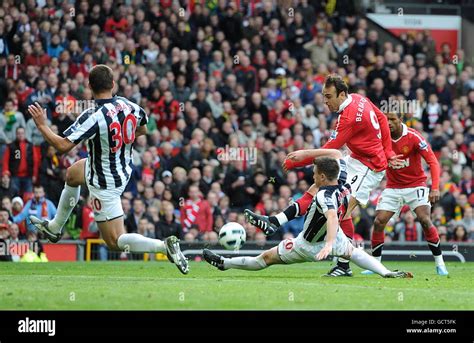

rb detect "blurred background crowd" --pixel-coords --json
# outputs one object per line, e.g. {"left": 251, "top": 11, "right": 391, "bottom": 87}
{"left": 0, "top": 0, "right": 472, "bottom": 260}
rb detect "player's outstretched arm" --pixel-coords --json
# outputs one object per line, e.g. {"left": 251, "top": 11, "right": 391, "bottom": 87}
{"left": 283, "top": 149, "right": 343, "bottom": 171}
{"left": 316, "top": 209, "right": 338, "bottom": 260}
{"left": 28, "top": 102, "right": 76, "bottom": 154}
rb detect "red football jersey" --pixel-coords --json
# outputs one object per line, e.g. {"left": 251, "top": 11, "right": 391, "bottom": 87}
{"left": 323, "top": 93, "right": 395, "bottom": 172}
{"left": 386, "top": 124, "right": 440, "bottom": 189}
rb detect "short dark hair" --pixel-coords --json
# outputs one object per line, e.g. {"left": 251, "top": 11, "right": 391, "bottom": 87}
{"left": 386, "top": 112, "right": 404, "bottom": 120}
{"left": 89, "top": 64, "right": 114, "bottom": 94}
{"left": 323, "top": 74, "right": 348, "bottom": 97}
{"left": 313, "top": 157, "right": 340, "bottom": 181}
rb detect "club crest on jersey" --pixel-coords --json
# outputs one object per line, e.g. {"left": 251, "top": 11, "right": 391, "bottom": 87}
{"left": 402, "top": 145, "right": 410, "bottom": 154}
{"left": 419, "top": 140, "right": 428, "bottom": 150}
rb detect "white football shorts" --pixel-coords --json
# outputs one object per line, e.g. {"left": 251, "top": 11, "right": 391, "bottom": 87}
{"left": 376, "top": 186, "right": 431, "bottom": 215}
{"left": 344, "top": 155, "right": 385, "bottom": 206}
{"left": 85, "top": 160, "right": 126, "bottom": 222}
{"left": 277, "top": 229, "right": 351, "bottom": 264}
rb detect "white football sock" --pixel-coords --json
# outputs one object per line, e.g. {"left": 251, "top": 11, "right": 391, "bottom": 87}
{"left": 350, "top": 248, "right": 391, "bottom": 276}
{"left": 434, "top": 255, "right": 445, "bottom": 267}
{"left": 223, "top": 255, "right": 267, "bottom": 271}
{"left": 48, "top": 184, "right": 80, "bottom": 233}
{"left": 275, "top": 212, "right": 289, "bottom": 226}
{"left": 375, "top": 256, "right": 382, "bottom": 262}
{"left": 117, "top": 233, "right": 166, "bottom": 253}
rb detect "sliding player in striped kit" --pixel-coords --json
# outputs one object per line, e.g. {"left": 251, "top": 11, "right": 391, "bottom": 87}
{"left": 269, "top": 74, "right": 404, "bottom": 276}
{"left": 362, "top": 112, "right": 448, "bottom": 276}
{"left": 204, "top": 153, "right": 412, "bottom": 279}
{"left": 27, "top": 65, "right": 188, "bottom": 274}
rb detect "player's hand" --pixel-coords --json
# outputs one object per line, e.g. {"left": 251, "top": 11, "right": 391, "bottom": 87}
{"left": 316, "top": 243, "right": 333, "bottom": 260}
{"left": 388, "top": 154, "right": 405, "bottom": 168}
{"left": 429, "top": 189, "right": 440, "bottom": 204}
{"left": 28, "top": 102, "right": 48, "bottom": 128}
{"left": 286, "top": 150, "right": 306, "bottom": 163}
{"left": 282, "top": 151, "right": 307, "bottom": 172}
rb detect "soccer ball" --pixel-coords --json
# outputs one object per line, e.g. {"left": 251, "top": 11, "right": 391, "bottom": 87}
{"left": 218, "top": 222, "right": 246, "bottom": 250}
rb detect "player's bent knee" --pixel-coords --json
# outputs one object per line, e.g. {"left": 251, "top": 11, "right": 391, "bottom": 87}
{"left": 103, "top": 233, "right": 122, "bottom": 251}
{"left": 65, "top": 167, "right": 75, "bottom": 186}
{"left": 261, "top": 248, "right": 280, "bottom": 266}
{"left": 373, "top": 217, "right": 387, "bottom": 231}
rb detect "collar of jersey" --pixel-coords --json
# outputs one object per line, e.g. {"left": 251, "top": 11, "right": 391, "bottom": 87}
{"left": 319, "top": 184, "right": 339, "bottom": 191}
{"left": 392, "top": 123, "right": 408, "bottom": 142}
{"left": 337, "top": 94, "right": 352, "bottom": 113}
{"left": 95, "top": 96, "right": 116, "bottom": 105}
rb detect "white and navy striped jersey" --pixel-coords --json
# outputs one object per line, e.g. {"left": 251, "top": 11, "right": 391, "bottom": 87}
{"left": 63, "top": 96, "right": 148, "bottom": 190}
{"left": 302, "top": 159, "right": 351, "bottom": 243}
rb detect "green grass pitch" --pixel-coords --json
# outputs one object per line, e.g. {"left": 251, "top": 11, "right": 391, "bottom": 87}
{"left": 1, "top": 261, "right": 472, "bottom": 310}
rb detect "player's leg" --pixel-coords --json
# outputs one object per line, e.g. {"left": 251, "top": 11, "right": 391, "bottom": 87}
{"left": 244, "top": 183, "right": 317, "bottom": 234}
{"left": 99, "top": 216, "right": 189, "bottom": 274}
{"left": 327, "top": 157, "right": 375, "bottom": 276}
{"left": 322, "top": 228, "right": 412, "bottom": 278}
{"left": 414, "top": 205, "right": 448, "bottom": 275}
{"left": 359, "top": 209, "right": 395, "bottom": 275}
{"left": 347, "top": 245, "right": 412, "bottom": 278}
{"left": 29, "top": 158, "right": 85, "bottom": 242}
{"left": 371, "top": 210, "right": 395, "bottom": 260}
{"left": 203, "top": 246, "right": 282, "bottom": 271}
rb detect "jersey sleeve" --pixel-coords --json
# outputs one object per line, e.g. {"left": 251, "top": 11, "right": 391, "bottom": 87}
{"left": 63, "top": 108, "right": 99, "bottom": 144}
{"left": 316, "top": 190, "right": 336, "bottom": 214}
{"left": 337, "top": 158, "right": 348, "bottom": 184}
{"left": 322, "top": 112, "right": 353, "bottom": 149}
{"left": 139, "top": 106, "right": 148, "bottom": 126}
{"left": 414, "top": 134, "right": 440, "bottom": 190}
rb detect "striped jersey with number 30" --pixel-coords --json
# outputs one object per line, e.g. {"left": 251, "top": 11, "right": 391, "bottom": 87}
{"left": 63, "top": 96, "right": 148, "bottom": 189}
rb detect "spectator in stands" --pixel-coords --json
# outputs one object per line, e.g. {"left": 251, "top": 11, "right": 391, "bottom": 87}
{"left": 155, "top": 201, "right": 183, "bottom": 240}
{"left": 13, "top": 185, "right": 56, "bottom": 233}
{"left": 2, "top": 127, "right": 35, "bottom": 196}
{"left": 180, "top": 185, "right": 214, "bottom": 241}
{"left": 394, "top": 210, "right": 423, "bottom": 242}
{"left": 125, "top": 198, "right": 148, "bottom": 234}
{"left": 0, "top": 100, "right": 26, "bottom": 143}
{"left": 450, "top": 224, "right": 469, "bottom": 242}
{"left": 39, "top": 145, "right": 63, "bottom": 204}
{"left": 0, "top": 171, "right": 18, "bottom": 200}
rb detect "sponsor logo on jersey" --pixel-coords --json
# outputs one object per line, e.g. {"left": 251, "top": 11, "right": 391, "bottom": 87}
{"left": 390, "top": 158, "right": 410, "bottom": 169}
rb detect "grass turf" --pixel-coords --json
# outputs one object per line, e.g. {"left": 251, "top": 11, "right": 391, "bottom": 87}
{"left": 0, "top": 261, "right": 472, "bottom": 310}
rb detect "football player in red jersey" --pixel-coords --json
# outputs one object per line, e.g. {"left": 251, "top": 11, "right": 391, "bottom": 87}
{"left": 362, "top": 112, "right": 448, "bottom": 275}
{"left": 283, "top": 75, "right": 404, "bottom": 276}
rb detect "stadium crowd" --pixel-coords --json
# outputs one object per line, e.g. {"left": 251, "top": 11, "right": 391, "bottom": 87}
{"left": 0, "top": 0, "right": 473, "bottom": 260}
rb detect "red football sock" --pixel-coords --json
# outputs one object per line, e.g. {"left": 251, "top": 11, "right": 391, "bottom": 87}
{"left": 295, "top": 192, "right": 314, "bottom": 216}
{"left": 340, "top": 217, "right": 354, "bottom": 239}
{"left": 371, "top": 230, "right": 385, "bottom": 249}
{"left": 424, "top": 225, "right": 440, "bottom": 244}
